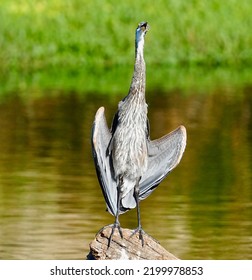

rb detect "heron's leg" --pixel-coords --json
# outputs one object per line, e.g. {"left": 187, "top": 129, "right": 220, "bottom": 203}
{"left": 130, "top": 177, "right": 145, "bottom": 246}
{"left": 108, "top": 175, "right": 123, "bottom": 247}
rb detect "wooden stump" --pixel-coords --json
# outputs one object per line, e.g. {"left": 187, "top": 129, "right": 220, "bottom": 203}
{"left": 87, "top": 227, "right": 179, "bottom": 260}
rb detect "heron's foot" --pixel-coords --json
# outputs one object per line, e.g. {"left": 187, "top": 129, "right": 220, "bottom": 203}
{"left": 108, "top": 222, "right": 123, "bottom": 247}
{"left": 130, "top": 226, "right": 145, "bottom": 246}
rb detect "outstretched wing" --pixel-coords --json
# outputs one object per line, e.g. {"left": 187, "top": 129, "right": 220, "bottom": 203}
{"left": 139, "top": 125, "right": 187, "bottom": 200}
{"left": 92, "top": 108, "right": 186, "bottom": 215}
{"left": 91, "top": 107, "right": 117, "bottom": 216}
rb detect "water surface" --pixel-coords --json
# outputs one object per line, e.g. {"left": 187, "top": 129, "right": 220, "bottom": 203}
{"left": 0, "top": 89, "right": 251, "bottom": 259}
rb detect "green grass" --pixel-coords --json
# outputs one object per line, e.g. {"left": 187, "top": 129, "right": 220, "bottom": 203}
{"left": 0, "top": 0, "right": 252, "bottom": 96}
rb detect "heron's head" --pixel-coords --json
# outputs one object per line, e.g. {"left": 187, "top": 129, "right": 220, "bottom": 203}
{"left": 135, "top": 22, "right": 149, "bottom": 45}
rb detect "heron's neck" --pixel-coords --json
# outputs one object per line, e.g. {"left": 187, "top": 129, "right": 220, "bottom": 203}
{"left": 135, "top": 38, "right": 145, "bottom": 60}
{"left": 128, "top": 39, "right": 146, "bottom": 100}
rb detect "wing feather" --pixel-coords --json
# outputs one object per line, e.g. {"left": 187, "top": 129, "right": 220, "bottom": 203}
{"left": 139, "top": 125, "right": 187, "bottom": 199}
{"left": 91, "top": 107, "right": 117, "bottom": 216}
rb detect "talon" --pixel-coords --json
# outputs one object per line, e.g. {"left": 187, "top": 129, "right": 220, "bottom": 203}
{"left": 130, "top": 227, "right": 145, "bottom": 246}
{"left": 118, "top": 226, "right": 123, "bottom": 239}
{"left": 108, "top": 222, "right": 123, "bottom": 247}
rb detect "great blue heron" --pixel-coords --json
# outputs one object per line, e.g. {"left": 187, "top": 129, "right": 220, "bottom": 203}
{"left": 91, "top": 22, "right": 186, "bottom": 246}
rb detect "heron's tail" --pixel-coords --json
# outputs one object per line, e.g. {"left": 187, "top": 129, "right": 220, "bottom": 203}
{"left": 120, "top": 178, "right": 136, "bottom": 209}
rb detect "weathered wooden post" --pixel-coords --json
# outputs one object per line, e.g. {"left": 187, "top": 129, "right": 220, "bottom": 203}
{"left": 87, "top": 227, "right": 178, "bottom": 260}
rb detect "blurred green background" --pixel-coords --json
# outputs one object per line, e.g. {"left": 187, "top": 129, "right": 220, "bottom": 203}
{"left": 0, "top": 0, "right": 252, "bottom": 96}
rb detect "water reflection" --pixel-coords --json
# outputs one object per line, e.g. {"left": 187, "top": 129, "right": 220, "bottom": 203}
{"left": 0, "top": 89, "right": 251, "bottom": 259}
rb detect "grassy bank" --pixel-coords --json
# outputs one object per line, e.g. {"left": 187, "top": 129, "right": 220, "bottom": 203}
{"left": 0, "top": 0, "right": 252, "bottom": 96}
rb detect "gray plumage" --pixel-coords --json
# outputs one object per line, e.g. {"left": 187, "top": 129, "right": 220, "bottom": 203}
{"left": 91, "top": 22, "right": 186, "bottom": 245}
